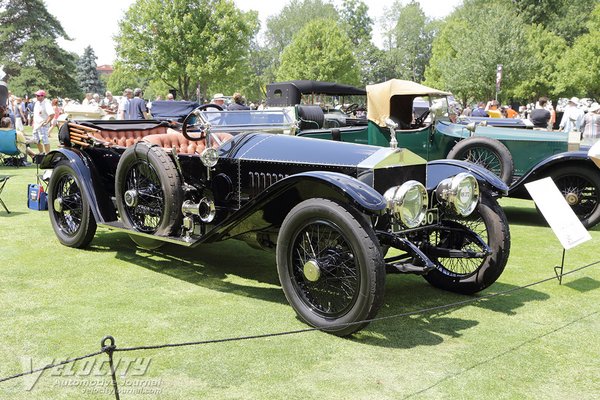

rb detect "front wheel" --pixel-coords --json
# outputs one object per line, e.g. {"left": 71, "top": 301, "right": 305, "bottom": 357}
{"left": 423, "top": 193, "right": 510, "bottom": 294}
{"left": 48, "top": 161, "right": 97, "bottom": 248}
{"left": 549, "top": 165, "right": 600, "bottom": 229}
{"left": 447, "top": 137, "right": 514, "bottom": 185}
{"left": 276, "top": 199, "right": 385, "bottom": 336}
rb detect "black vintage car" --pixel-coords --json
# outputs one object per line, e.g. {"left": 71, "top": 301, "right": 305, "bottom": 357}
{"left": 42, "top": 112, "right": 510, "bottom": 336}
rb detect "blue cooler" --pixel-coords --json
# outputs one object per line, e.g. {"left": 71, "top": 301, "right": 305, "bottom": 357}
{"left": 27, "top": 183, "right": 48, "bottom": 210}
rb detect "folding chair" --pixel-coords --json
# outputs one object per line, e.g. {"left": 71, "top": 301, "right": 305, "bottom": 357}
{"left": 0, "top": 129, "right": 27, "bottom": 167}
{"left": 0, "top": 175, "right": 10, "bottom": 213}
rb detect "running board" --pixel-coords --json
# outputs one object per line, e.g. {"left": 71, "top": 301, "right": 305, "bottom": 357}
{"left": 99, "top": 222, "right": 198, "bottom": 247}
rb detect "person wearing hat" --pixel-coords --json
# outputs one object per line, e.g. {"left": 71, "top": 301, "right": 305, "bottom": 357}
{"left": 581, "top": 102, "right": 600, "bottom": 140}
{"left": 32, "top": 89, "right": 54, "bottom": 154}
{"left": 559, "top": 96, "right": 584, "bottom": 133}
{"left": 211, "top": 93, "right": 226, "bottom": 108}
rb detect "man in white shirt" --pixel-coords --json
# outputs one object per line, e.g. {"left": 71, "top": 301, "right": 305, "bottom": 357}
{"left": 32, "top": 89, "right": 54, "bottom": 154}
{"left": 118, "top": 88, "right": 133, "bottom": 120}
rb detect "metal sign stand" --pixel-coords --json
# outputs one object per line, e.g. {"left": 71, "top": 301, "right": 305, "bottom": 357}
{"left": 554, "top": 248, "right": 566, "bottom": 284}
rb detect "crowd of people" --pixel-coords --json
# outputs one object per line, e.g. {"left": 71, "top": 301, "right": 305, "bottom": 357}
{"left": 4, "top": 83, "right": 600, "bottom": 165}
{"left": 460, "top": 96, "right": 600, "bottom": 140}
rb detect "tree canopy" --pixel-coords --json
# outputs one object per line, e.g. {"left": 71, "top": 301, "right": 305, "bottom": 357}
{"left": 3, "top": 0, "right": 600, "bottom": 104}
{"left": 276, "top": 18, "right": 360, "bottom": 85}
{"left": 0, "top": 0, "right": 80, "bottom": 98}
{"left": 114, "top": 0, "right": 258, "bottom": 101}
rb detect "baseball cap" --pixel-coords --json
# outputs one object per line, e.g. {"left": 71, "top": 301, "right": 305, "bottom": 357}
{"left": 35, "top": 90, "right": 46, "bottom": 97}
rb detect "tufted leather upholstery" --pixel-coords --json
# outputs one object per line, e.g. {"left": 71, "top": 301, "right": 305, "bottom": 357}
{"left": 143, "top": 131, "right": 234, "bottom": 155}
{"left": 90, "top": 126, "right": 167, "bottom": 147}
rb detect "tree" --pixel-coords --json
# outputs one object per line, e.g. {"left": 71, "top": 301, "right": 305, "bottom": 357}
{"left": 425, "top": 0, "right": 532, "bottom": 105}
{"left": 262, "top": 0, "right": 338, "bottom": 83}
{"left": 76, "top": 46, "right": 104, "bottom": 95}
{"left": 513, "top": 0, "right": 598, "bottom": 45}
{"left": 338, "top": 0, "right": 379, "bottom": 86}
{"left": 0, "top": 0, "right": 80, "bottom": 98}
{"left": 386, "top": 1, "right": 438, "bottom": 83}
{"left": 114, "top": 0, "right": 258, "bottom": 100}
{"left": 276, "top": 19, "right": 360, "bottom": 85}
{"left": 553, "top": 3, "right": 600, "bottom": 98}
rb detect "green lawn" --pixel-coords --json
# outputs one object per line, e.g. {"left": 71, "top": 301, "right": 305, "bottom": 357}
{"left": 0, "top": 159, "right": 599, "bottom": 399}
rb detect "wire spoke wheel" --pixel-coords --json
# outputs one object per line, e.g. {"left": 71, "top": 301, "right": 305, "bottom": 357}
{"left": 447, "top": 137, "right": 514, "bottom": 185}
{"left": 555, "top": 174, "right": 598, "bottom": 220}
{"left": 428, "top": 215, "right": 488, "bottom": 277}
{"left": 54, "top": 174, "right": 84, "bottom": 235}
{"left": 123, "top": 160, "right": 165, "bottom": 233}
{"left": 423, "top": 194, "right": 510, "bottom": 294}
{"left": 277, "top": 198, "right": 385, "bottom": 336}
{"left": 290, "top": 220, "right": 360, "bottom": 318}
{"left": 549, "top": 165, "right": 600, "bottom": 229}
{"left": 462, "top": 148, "right": 502, "bottom": 178}
{"left": 48, "top": 161, "right": 96, "bottom": 248}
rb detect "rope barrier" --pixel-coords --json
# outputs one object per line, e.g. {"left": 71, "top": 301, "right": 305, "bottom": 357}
{"left": 0, "top": 259, "right": 597, "bottom": 399}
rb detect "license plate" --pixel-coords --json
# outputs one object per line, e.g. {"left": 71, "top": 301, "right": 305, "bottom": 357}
{"left": 391, "top": 208, "right": 439, "bottom": 233}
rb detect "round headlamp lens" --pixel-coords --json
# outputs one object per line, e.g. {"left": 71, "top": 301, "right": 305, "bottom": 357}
{"left": 435, "top": 172, "right": 479, "bottom": 216}
{"left": 384, "top": 180, "right": 428, "bottom": 228}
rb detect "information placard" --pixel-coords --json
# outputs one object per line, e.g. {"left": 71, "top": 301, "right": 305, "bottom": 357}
{"left": 525, "top": 177, "right": 591, "bottom": 250}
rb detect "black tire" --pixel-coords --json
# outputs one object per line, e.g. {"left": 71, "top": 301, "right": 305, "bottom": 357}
{"left": 276, "top": 198, "right": 385, "bottom": 336}
{"left": 447, "top": 137, "right": 514, "bottom": 185}
{"left": 549, "top": 165, "right": 600, "bottom": 229}
{"left": 48, "top": 161, "right": 97, "bottom": 248}
{"left": 115, "top": 142, "right": 183, "bottom": 235}
{"left": 423, "top": 193, "right": 510, "bottom": 294}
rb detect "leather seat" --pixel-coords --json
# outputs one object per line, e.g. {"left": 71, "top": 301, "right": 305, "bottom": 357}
{"left": 90, "top": 126, "right": 167, "bottom": 147}
{"left": 143, "top": 131, "right": 233, "bottom": 155}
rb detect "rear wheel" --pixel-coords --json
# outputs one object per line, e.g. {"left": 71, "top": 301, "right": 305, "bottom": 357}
{"left": 423, "top": 194, "right": 510, "bottom": 294}
{"left": 115, "top": 142, "right": 183, "bottom": 236}
{"left": 549, "top": 165, "right": 600, "bottom": 229}
{"left": 276, "top": 199, "right": 385, "bottom": 336}
{"left": 48, "top": 161, "right": 97, "bottom": 248}
{"left": 447, "top": 137, "right": 514, "bottom": 185}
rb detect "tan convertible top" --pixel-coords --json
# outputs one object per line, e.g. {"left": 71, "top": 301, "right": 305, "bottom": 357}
{"left": 367, "top": 79, "right": 451, "bottom": 127}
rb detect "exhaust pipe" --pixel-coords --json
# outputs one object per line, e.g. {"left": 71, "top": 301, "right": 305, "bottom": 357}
{"left": 181, "top": 198, "right": 216, "bottom": 223}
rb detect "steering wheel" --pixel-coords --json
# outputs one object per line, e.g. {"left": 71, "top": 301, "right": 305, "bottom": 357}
{"left": 182, "top": 103, "right": 224, "bottom": 141}
{"left": 343, "top": 103, "right": 359, "bottom": 115}
{"left": 413, "top": 110, "right": 430, "bottom": 127}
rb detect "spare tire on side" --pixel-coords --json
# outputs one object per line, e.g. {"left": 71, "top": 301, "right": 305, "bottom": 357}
{"left": 447, "top": 136, "right": 514, "bottom": 185}
{"left": 115, "top": 141, "right": 183, "bottom": 235}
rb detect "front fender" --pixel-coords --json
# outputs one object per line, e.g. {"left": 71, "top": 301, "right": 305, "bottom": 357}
{"left": 509, "top": 150, "right": 595, "bottom": 197}
{"left": 40, "top": 149, "right": 116, "bottom": 223}
{"left": 426, "top": 159, "right": 508, "bottom": 196}
{"left": 203, "top": 171, "right": 386, "bottom": 242}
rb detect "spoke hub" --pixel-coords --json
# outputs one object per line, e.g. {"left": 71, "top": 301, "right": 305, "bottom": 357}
{"left": 53, "top": 197, "right": 63, "bottom": 213}
{"left": 565, "top": 192, "right": 579, "bottom": 205}
{"left": 124, "top": 189, "right": 139, "bottom": 207}
{"left": 303, "top": 259, "right": 321, "bottom": 282}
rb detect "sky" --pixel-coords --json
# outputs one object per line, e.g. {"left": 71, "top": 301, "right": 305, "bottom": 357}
{"left": 44, "top": 0, "right": 462, "bottom": 66}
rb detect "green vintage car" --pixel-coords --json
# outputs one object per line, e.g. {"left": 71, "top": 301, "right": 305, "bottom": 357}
{"left": 174, "top": 79, "right": 600, "bottom": 228}
{"left": 272, "top": 79, "right": 599, "bottom": 229}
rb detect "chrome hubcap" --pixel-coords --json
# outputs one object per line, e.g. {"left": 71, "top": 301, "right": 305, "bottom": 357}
{"left": 303, "top": 260, "right": 321, "bottom": 282}
{"left": 124, "top": 189, "right": 138, "bottom": 207}
{"left": 565, "top": 192, "right": 579, "bottom": 205}
{"left": 53, "top": 197, "right": 63, "bottom": 213}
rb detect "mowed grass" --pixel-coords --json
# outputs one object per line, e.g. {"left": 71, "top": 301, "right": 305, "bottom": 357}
{"left": 0, "top": 154, "right": 599, "bottom": 399}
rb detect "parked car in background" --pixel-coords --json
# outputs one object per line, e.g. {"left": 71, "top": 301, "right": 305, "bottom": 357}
{"left": 57, "top": 103, "right": 116, "bottom": 128}
{"left": 41, "top": 114, "right": 510, "bottom": 336}
{"left": 256, "top": 79, "right": 600, "bottom": 229}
